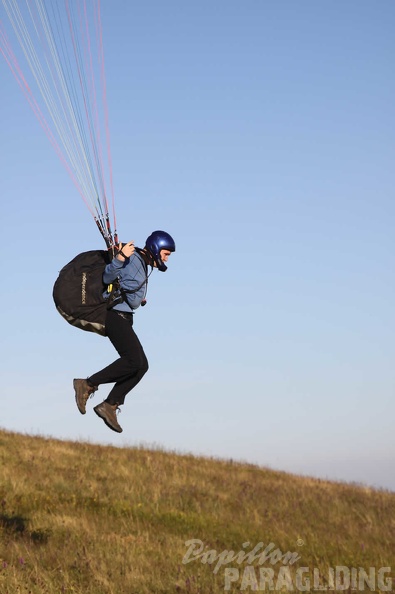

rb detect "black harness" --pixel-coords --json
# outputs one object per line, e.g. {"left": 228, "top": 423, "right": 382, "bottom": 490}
{"left": 107, "top": 248, "right": 152, "bottom": 310}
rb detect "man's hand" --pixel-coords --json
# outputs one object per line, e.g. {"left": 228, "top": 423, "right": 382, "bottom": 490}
{"left": 117, "top": 241, "right": 135, "bottom": 261}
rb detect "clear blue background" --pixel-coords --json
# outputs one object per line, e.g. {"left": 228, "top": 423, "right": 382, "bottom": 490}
{"left": 1, "top": 1, "right": 394, "bottom": 492}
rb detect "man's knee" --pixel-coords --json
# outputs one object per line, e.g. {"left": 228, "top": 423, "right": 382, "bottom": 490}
{"left": 125, "top": 356, "right": 148, "bottom": 375}
{"left": 141, "top": 358, "right": 149, "bottom": 375}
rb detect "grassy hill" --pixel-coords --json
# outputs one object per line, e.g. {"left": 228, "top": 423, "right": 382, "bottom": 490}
{"left": 0, "top": 429, "right": 394, "bottom": 594}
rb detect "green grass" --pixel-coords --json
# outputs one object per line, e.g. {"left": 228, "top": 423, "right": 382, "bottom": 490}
{"left": 0, "top": 429, "right": 393, "bottom": 593}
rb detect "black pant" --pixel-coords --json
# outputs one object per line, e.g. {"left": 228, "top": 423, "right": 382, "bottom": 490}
{"left": 88, "top": 309, "right": 149, "bottom": 405}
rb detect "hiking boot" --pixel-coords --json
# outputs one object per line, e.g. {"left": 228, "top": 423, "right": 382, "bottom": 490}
{"left": 73, "top": 378, "right": 98, "bottom": 415}
{"left": 93, "top": 401, "right": 123, "bottom": 433}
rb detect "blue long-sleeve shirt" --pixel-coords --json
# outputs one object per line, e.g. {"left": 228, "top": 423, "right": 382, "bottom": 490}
{"left": 103, "top": 251, "right": 148, "bottom": 313}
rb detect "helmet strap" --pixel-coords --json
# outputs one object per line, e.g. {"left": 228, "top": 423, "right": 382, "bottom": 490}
{"left": 136, "top": 247, "right": 154, "bottom": 267}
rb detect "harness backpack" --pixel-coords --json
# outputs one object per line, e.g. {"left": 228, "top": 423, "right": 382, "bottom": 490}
{"left": 53, "top": 250, "right": 112, "bottom": 336}
{"left": 53, "top": 249, "right": 149, "bottom": 336}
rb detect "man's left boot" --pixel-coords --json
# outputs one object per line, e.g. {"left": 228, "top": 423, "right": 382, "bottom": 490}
{"left": 93, "top": 401, "right": 123, "bottom": 433}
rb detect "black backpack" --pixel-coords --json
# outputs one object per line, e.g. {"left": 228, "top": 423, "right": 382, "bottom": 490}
{"left": 53, "top": 249, "right": 149, "bottom": 336}
{"left": 53, "top": 250, "right": 112, "bottom": 336}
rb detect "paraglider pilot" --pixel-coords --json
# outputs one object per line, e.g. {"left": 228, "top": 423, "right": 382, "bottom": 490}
{"left": 73, "top": 230, "right": 176, "bottom": 433}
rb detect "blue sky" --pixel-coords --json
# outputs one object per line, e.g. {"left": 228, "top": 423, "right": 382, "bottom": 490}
{"left": 1, "top": 1, "right": 394, "bottom": 492}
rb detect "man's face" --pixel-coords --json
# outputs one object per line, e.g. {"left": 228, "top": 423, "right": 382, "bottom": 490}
{"left": 160, "top": 249, "right": 172, "bottom": 264}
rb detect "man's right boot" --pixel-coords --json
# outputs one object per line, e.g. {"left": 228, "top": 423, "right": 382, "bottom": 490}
{"left": 73, "top": 378, "right": 98, "bottom": 415}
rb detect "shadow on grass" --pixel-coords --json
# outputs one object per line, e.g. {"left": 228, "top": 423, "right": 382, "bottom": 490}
{"left": 0, "top": 513, "right": 51, "bottom": 543}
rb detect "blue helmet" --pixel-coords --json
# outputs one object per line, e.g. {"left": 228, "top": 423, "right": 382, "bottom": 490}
{"left": 145, "top": 230, "right": 176, "bottom": 272}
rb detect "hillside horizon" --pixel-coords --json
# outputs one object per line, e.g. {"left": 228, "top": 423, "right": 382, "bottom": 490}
{"left": 2, "top": 427, "right": 392, "bottom": 494}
